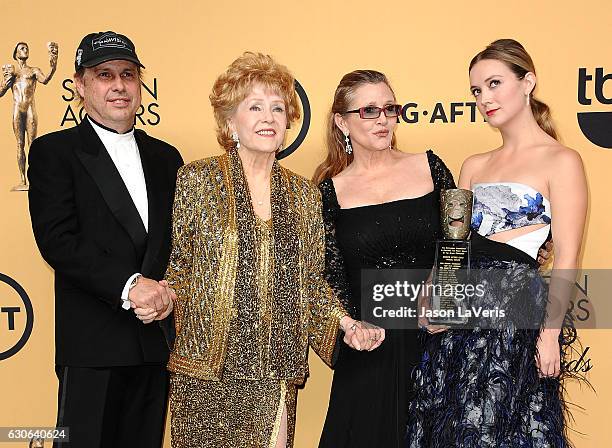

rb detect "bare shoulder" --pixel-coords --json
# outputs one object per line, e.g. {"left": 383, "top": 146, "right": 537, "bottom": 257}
{"left": 396, "top": 149, "right": 427, "bottom": 161}
{"left": 461, "top": 149, "right": 494, "bottom": 170}
{"left": 458, "top": 149, "right": 499, "bottom": 188}
{"left": 542, "top": 143, "right": 584, "bottom": 172}
{"left": 459, "top": 149, "right": 494, "bottom": 180}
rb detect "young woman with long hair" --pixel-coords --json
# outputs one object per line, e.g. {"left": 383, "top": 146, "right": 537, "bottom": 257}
{"left": 407, "top": 39, "right": 587, "bottom": 447}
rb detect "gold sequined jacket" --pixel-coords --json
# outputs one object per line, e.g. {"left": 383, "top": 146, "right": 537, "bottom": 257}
{"left": 166, "top": 150, "right": 346, "bottom": 382}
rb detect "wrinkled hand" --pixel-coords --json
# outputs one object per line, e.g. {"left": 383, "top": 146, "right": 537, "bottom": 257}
{"left": 360, "top": 320, "right": 385, "bottom": 351}
{"left": 536, "top": 328, "right": 561, "bottom": 377}
{"left": 128, "top": 276, "right": 170, "bottom": 315}
{"left": 156, "top": 281, "right": 175, "bottom": 320}
{"left": 340, "top": 317, "right": 385, "bottom": 351}
{"left": 133, "top": 281, "right": 175, "bottom": 324}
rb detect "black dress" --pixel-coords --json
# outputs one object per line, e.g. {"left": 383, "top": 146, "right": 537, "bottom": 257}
{"left": 406, "top": 233, "right": 578, "bottom": 448}
{"left": 318, "top": 151, "right": 455, "bottom": 448}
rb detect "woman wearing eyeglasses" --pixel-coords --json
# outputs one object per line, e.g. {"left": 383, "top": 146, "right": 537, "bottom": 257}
{"left": 313, "top": 70, "right": 456, "bottom": 447}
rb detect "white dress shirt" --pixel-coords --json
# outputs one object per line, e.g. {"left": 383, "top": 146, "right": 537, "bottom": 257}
{"left": 89, "top": 117, "right": 147, "bottom": 309}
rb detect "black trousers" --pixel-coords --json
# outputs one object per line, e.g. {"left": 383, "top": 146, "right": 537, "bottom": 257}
{"left": 53, "top": 365, "right": 168, "bottom": 448}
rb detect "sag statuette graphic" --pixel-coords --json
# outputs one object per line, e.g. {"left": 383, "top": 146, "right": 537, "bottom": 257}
{"left": 430, "top": 188, "right": 473, "bottom": 325}
{"left": 0, "top": 41, "right": 58, "bottom": 191}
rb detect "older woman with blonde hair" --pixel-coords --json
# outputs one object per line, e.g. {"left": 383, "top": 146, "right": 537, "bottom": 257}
{"left": 161, "top": 52, "right": 378, "bottom": 448}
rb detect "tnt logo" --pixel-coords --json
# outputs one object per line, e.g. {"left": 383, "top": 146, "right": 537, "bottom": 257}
{"left": 0, "top": 273, "right": 33, "bottom": 360}
{"left": 577, "top": 68, "right": 612, "bottom": 149}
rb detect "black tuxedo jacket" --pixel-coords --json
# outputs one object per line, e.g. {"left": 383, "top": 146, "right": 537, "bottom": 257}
{"left": 28, "top": 119, "right": 183, "bottom": 367}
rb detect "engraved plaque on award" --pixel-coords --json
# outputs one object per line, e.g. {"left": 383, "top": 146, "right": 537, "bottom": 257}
{"left": 429, "top": 189, "right": 473, "bottom": 325}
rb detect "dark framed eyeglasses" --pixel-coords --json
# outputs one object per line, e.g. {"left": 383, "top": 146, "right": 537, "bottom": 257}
{"left": 343, "top": 104, "right": 402, "bottom": 119}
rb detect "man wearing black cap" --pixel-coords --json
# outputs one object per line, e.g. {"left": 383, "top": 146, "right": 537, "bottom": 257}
{"left": 27, "top": 31, "right": 183, "bottom": 447}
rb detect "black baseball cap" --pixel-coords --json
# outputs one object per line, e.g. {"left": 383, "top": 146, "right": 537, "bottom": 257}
{"left": 75, "top": 31, "right": 145, "bottom": 71}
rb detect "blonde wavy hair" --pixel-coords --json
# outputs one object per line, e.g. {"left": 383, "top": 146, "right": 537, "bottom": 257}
{"left": 469, "top": 39, "right": 558, "bottom": 140}
{"left": 210, "top": 52, "right": 301, "bottom": 151}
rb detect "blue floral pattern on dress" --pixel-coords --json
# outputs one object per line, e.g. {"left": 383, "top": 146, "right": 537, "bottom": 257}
{"left": 470, "top": 184, "right": 551, "bottom": 237}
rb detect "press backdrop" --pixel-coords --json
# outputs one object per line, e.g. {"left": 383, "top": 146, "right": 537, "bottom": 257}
{"left": 1, "top": 1, "right": 610, "bottom": 446}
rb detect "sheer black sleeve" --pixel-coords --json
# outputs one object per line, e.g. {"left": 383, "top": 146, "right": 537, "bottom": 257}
{"left": 318, "top": 179, "right": 357, "bottom": 319}
{"left": 426, "top": 149, "right": 456, "bottom": 190}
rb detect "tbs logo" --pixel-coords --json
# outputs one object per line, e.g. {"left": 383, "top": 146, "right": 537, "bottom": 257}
{"left": 577, "top": 68, "right": 612, "bottom": 149}
{"left": 0, "top": 273, "right": 33, "bottom": 360}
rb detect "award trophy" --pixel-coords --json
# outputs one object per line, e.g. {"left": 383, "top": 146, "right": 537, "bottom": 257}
{"left": 429, "top": 189, "right": 473, "bottom": 325}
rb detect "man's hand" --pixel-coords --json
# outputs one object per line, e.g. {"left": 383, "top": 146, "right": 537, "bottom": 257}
{"left": 132, "top": 280, "right": 175, "bottom": 324}
{"left": 155, "top": 280, "right": 175, "bottom": 320}
{"left": 128, "top": 276, "right": 170, "bottom": 314}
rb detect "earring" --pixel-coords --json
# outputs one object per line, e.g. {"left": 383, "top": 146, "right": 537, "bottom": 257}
{"left": 232, "top": 132, "right": 240, "bottom": 149}
{"left": 525, "top": 92, "right": 530, "bottom": 106}
{"left": 278, "top": 144, "right": 283, "bottom": 152}
{"left": 344, "top": 133, "right": 352, "bottom": 155}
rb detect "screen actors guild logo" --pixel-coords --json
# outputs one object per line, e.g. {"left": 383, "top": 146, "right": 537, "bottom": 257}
{"left": 60, "top": 78, "right": 160, "bottom": 127}
{"left": 0, "top": 41, "right": 58, "bottom": 191}
{"left": 577, "top": 67, "right": 612, "bottom": 149}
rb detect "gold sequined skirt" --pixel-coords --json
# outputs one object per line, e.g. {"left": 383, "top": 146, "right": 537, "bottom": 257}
{"left": 170, "top": 373, "right": 297, "bottom": 448}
